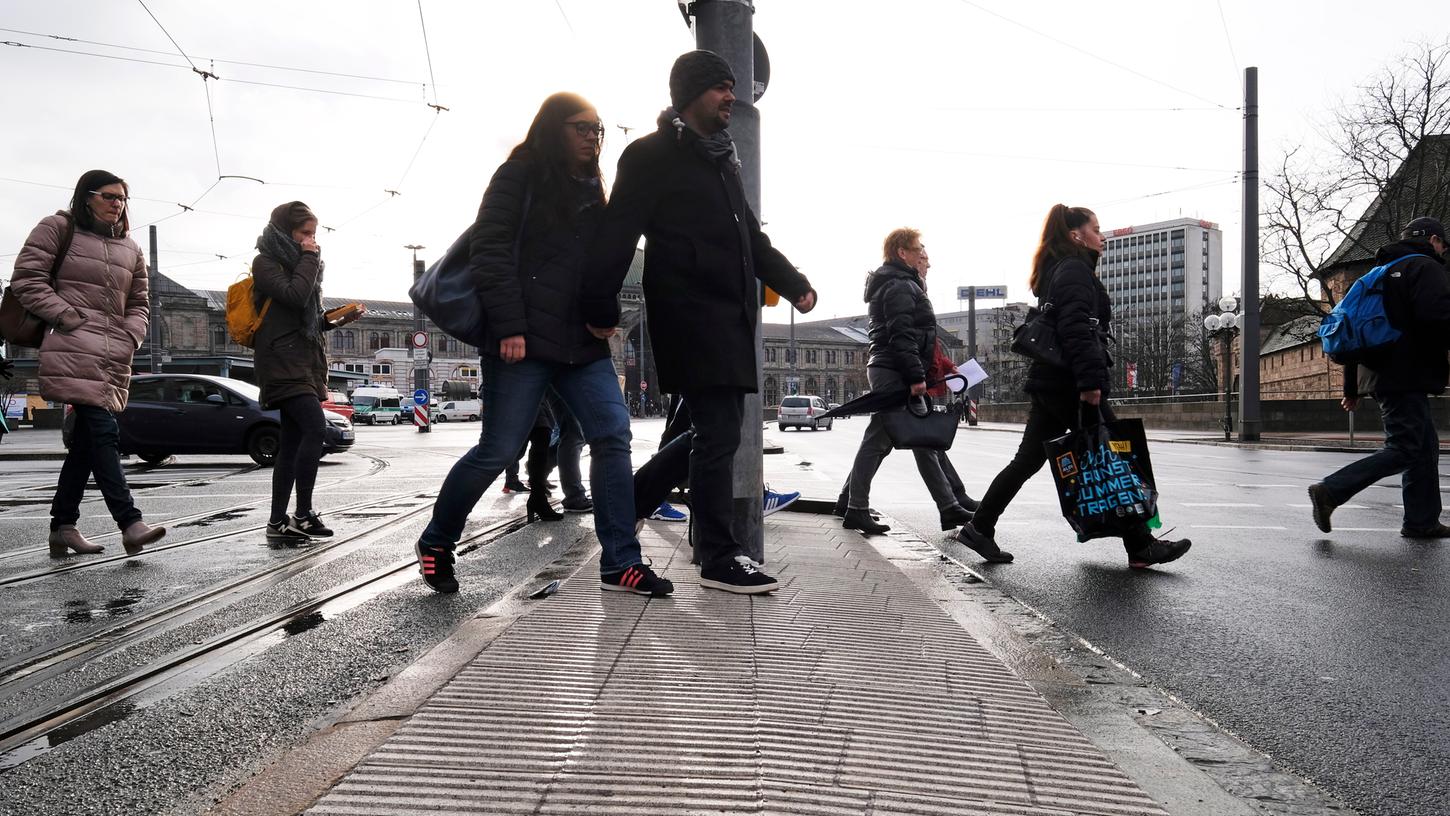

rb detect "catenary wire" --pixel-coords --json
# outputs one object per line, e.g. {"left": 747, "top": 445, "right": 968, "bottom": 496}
{"left": 135, "top": 0, "right": 198, "bottom": 72}
{"left": 0, "top": 26, "right": 424, "bottom": 85}
{"left": 0, "top": 42, "right": 424, "bottom": 104}
{"left": 952, "top": 0, "right": 1230, "bottom": 109}
{"left": 416, "top": 0, "right": 442, "bottom": 107}
{"left": 1216, "top": 0, "right": 1242, "bottom": 81}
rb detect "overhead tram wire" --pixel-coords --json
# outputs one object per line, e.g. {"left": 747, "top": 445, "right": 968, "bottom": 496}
{"left": 1216, "top": 0, "right": 1242, "bottom": 82}
{"left": 0, "top": 42, "right": 424, "bottom": 104}
{"left": 952, "top": 0, "right": 1230, "bottom": 109}
{"left": 0, "top": 26, "right": 425, "bottom": 86}
{"left": 857, "top": 143, "right": 1236, "bottom": 174}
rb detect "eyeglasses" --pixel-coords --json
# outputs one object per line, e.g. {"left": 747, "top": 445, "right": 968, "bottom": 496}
{"left": 564, "top": 121, "right": 606, "bottom": 139}
{"left": 89, "top": 191, "right": 128, "bottom": 203}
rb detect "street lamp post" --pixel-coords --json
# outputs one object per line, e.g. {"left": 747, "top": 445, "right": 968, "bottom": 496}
{"left": 1203, "top": 296, "right": 1241, "bottom": 442}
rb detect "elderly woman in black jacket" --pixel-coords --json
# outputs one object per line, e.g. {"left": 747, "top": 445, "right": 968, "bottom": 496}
{"left": 839, "top": 228, "right": 978, "bottom": 536}
{"left": 412, "top": 92, "right": 672, "bottom": 598}
{"left": 954, "top": 205, "right": 1191, "bottom": 568}
{"left": 252, "top": 202, "right": 365, "bottom": 543}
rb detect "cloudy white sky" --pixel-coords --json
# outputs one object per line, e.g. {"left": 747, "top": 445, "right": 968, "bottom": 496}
{"left": 0, "top": 1, "right": 1437, "bottom": 322}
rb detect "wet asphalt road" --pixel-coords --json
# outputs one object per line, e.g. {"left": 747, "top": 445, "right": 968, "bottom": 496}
{"left": 767, "top": 417, "right": 1448, "bottom": 816}
{"left": 0, "top": 422, "right": 605, "bottom": 815}
{"left": 0, "top": 417, "right": 1443, "bottom": 815}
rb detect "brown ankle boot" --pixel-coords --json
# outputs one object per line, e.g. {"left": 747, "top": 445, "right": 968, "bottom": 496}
{"left": 48, "top": 525, "right": 104, "bottom": 557}
{"left": 121, "top": 520, "right": 166, "bottom": 554}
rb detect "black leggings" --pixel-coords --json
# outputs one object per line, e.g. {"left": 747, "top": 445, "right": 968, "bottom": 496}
{"left": 270, "top": 395, "right": 325, "bottom": 522}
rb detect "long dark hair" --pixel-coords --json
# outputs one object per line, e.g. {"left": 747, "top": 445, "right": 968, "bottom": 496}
{"left": 1029, "top": 204, "right": 1097, "bottom": 296}
{"left": 69, "top": 169, "right": 130, "bottom": 237}
{"left": 508, "top": 92, "right": 605, "bottom": 224}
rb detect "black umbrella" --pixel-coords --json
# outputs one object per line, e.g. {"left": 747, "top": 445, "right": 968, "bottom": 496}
{"left": 818, "top": 374, "right": 965, "bottom": 419}
{"left": 818, "top": 387, "right": 909, "bottom": 419}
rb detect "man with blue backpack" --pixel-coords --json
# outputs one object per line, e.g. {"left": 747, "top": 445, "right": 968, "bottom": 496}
{"left": 1310, "top": 217, "right": 1450, "bottom": 538}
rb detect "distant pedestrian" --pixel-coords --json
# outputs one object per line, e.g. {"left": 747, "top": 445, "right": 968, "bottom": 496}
{"left": 548, "top": 391, "right": 592, "bottom": 513}
{"left": 955, "top": 205, "right": 1191, "bottom": 568}
{"left": 586, "top": 50, "right": 817, "bottom": 594}
{"left": 413, "top": 92, "right": 671, "bottom": 597}
{"left": 836, "top": 230, "right": 978, "bottom": 536}
{"left": 11, "top": 169, "right": 166, "bottom": 557}
{"left": 251, "top": 201, "right": 366, "bottom": 543}
{"left": 1309, "top": 217, "right": 1450, "bottom": 538}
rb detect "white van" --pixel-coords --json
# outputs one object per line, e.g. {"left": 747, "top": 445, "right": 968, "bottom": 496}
{"left": 351, "top": 385, "right": 404, "bottom": 425}
{"left": 435, "top": 399, "right": 481, "bottom": 422}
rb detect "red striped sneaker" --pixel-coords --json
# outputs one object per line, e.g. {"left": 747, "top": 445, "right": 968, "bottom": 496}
{"left": 415, "top": 542, "right": 458, "bottom": 593}
{"left": 600, "top": 563, "right": 674, "bottom": 596}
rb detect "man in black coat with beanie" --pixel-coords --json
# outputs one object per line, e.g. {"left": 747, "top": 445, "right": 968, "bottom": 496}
{"left": 1310, "top": 217, "right": 1450, "bottom": 538}
{"left": 585, "top": 50, "right": 817, "bottom": 594}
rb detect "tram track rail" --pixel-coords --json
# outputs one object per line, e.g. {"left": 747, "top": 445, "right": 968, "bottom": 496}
{"left": 0, "top": 508, "right": 537, "bottom": 772}
{"left": 0, "top": 454, "right": 391, "bottom": 566}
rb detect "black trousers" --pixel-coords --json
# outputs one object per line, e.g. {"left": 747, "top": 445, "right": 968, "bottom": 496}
{"left": 634, "top": 386, "right": 744, "bottom": 568}
{"left": 270, "top": 395, "right": 325, "bottom": 522}
{"left": 51, "top": 405, "right": 142, "bottom": 531}
{"left": 973, "top": 391, "right": 1152, "bottom": 553}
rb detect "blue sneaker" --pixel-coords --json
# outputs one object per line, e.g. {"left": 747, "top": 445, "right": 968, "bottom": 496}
{"left": 763, "top": 486, "right": 800, "bottom": 516}
{"left": 649, "top": 502, "right": 688, "bottom": 522}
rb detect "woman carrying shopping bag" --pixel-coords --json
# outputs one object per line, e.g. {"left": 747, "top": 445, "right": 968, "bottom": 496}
{"left": 954, "top": 204, "right": 1192, "bottom": 568}
{"left": 10, "top": 169, "right": 166, "bottom": 557}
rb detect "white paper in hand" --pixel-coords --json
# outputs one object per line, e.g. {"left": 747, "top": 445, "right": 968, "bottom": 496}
{"left": 956, "top": 358, "right": 989, "bottom": 390}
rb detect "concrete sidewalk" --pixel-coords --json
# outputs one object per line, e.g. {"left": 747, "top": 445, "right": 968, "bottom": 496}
{"left": 299, "top": 514, "right": 1170, "bottom": 816}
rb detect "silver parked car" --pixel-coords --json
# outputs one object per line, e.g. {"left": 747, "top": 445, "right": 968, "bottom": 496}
{"left": 777, "top": 394, "right": 833, "bottom": 431}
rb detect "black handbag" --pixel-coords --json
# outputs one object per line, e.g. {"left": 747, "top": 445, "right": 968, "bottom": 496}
{"left": 880, "top": 375, "right": 966, "bottom": 450}
{"left": 1010, "top": 302, "right": 1065, "bottom": 368}
{"left": 409, "top": 185, "right": 531, "bottom": 348}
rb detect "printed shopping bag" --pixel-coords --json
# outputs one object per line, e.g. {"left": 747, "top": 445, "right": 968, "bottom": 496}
{"left": 1043, "top": 416, "right": 1158, "bottom": 541}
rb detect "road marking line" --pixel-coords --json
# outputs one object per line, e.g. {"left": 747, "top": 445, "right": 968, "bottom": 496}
{"left": 1181, "top": 502, "right": 1263, "bottom": 507}
{"left": 1285, "top": 503, "right": 1371, "bottom": 509}
{"left": 1234, "top": 483, "right": 1297, "bottom": 488}
{"left": 1190, "top": 524, "right": 1287, "bottom": 529}
{"left": 1333, "top": 527, "right": 1400, "bottom": 532}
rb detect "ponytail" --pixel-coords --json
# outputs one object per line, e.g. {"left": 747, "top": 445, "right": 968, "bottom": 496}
{"left": 1029, "top": 204, "right": 1096, "bottom": 296}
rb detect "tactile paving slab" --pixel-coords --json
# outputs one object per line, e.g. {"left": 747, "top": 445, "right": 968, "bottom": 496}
{"left": 308, "top": 515, "right": 1167, "bottom": 816}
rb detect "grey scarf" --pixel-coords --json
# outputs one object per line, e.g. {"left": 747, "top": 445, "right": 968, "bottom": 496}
{"left": 671, "top": 112, "right": 741, "bottom": 171}
{"left": 256, "top": 223, "right": 325, "bottom": 342}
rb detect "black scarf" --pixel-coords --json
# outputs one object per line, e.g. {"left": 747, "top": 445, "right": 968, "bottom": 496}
{"left": 256, "top": 223, "right": 324, "bottom": 342}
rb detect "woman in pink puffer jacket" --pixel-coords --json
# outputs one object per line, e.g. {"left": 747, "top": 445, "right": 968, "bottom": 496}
{"left": 11, "top": 169, "right": 167, "bottom": 557}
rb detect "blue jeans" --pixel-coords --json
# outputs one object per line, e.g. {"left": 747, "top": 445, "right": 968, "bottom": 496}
{"left": 419, "top": 355, "right": 641, "bottom": 573}
{"left": 1322, "top": 391, "right": 1441, "bottom": 530}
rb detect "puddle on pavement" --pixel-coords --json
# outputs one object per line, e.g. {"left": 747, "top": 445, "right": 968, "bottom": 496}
{"left": 0, "top": 701, "right": 138, "bottom": 773}
{"left": 178, "top": 509, "right": 251, "bottom": 528}
{"left": 63, "top": 588, "right": 149, "bottom": 624}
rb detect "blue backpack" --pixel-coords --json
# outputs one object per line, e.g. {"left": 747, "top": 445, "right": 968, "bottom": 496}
{"left": 1317, "top": 254, "right": 1424, "bottom": 364}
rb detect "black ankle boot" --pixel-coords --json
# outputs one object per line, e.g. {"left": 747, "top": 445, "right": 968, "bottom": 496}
{"left": 939, "top": 504, "right": 974, "bottom": 530}
{"left": 842, "top": 508, "right": 890, "bottom": 535}
{"left": 526, "top": 493, "right": 563, "bottom": 522}
{"left": 832, "top": 493, "right": 848, "bottom": 517}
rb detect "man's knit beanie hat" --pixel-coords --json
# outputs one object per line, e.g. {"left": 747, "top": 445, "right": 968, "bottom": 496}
{"left": 669, "top": 50, "right": 735, "bottom": 112}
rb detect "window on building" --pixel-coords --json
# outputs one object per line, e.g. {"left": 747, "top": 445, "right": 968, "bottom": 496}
{"left": 825, "top": 349, "right": 837, "bottom": 364}
{"left": 369, "top": 332, "right": 384, "bottom": 351}
{"left": 765, "top": 347, "right": 777, "bottom": 363}
{"left": 372, "top": 363, "right": 392, "bottom": 375}
{"left": 845, "top": 351, "right": 854, "bottom": 365}
{"left": 805, "top": 349, "right": 819, "bottom": 364}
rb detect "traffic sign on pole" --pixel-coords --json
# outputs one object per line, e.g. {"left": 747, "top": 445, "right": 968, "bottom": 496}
{"left": 411, "top": 330, "right": 429, "bottom": 349}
